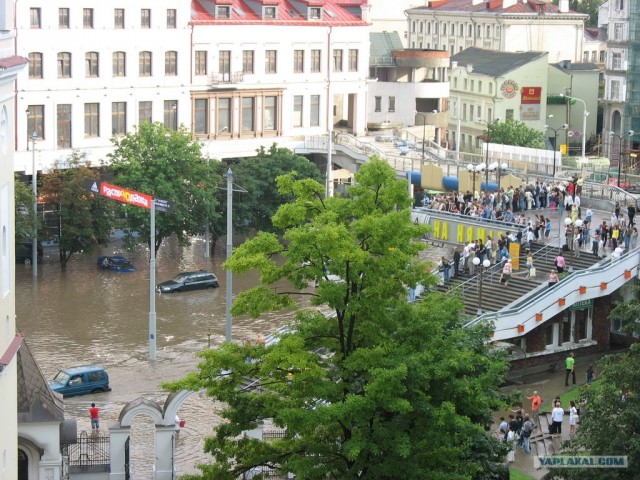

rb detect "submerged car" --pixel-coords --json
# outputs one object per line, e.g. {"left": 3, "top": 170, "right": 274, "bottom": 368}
{"left": 97, "top": 255, "right": 135, "bottom": 272}
{"left": 156, "top": 271, "right": 219, "bottom": 293}
{"left": 48, "top": 365, "right": 111, "bottom": 398}
{"left": 16, "top": 241, "right": 43, "bottom": 265}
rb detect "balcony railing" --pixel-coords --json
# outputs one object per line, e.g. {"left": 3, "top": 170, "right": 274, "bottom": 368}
{"left": 210, "top": 71, "right": 244, "bottom": 85}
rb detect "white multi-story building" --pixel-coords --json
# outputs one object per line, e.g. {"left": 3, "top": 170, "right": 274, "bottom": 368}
{"left": 0, "top": 1, "right": 27, "bottom": 478}
{"left": 405, "top": 0, "right": 588, "bottom": 64}
{"left": 601, "top": 0, "right": 639, "bottom": 162}
{"left": 15, "top": 0, "right": 370, "bottom": 170}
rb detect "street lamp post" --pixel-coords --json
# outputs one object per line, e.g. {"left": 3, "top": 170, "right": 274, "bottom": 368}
{"left": 544, "top": 119, "right": 569, "bottom": 178}
{"left": 609, "top": 130, "right": 635, "bottom": 188}
{"left": 28, "top": 130, "right": 38, "bottom": 277}
{"left": 489, "top": 162, "right": 509, "bottom": 190}
{"left": 416, "top": 112, "right": 426, "bottom": 160}
{"left": 466, "top": 163, "right": 484, "bottom": 198}
{"left": 560, "top": 94, "right": 589, "bottom": 164}
{"left": 473, "top": 257, "right": 491, "bottom": 314}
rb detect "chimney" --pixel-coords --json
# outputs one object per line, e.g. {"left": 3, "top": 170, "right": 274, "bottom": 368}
{"left": 466, "top": 64, "right": 474, "bottom": 73}
{"left": 360, "top": 4, "right": 370, "bottom": 22}
{"left": 451, "top": 61, "right": 458, "bottom": 69}
{"left": 502, "top": 0, "right": 517, "bottom": 8}
{"left": 559, "top": 0, "right": 569, "bottom": 13}
{"left": 472, "top": 0, "right": 483, "bottom": 5}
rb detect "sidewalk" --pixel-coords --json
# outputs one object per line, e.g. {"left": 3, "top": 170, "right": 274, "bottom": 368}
{"left": 498, "top": 349, "right": 612, "bottom": 478}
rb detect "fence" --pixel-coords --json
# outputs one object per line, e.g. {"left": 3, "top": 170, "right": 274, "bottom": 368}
{"left": 63, "top": 431, "right": 110, "bottom": 474}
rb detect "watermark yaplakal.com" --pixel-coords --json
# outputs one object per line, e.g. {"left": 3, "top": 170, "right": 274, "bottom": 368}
{"left": 534, "top": 456, "right": 628, "bottom": 468}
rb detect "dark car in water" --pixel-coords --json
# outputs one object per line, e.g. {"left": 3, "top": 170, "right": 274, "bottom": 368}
{"left": 97, "top": 255, "right": 135, "bottom": 272}
{"left": 16, "top": 241, "right": 43, "bottom": 265}
{"left": 156, "top": 271, "right": 219, "bottom": 293}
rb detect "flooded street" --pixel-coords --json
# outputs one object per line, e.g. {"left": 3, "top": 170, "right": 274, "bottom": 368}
{"left": 15, "top": 236, "right": 300, "bottom": 478}
{"left": 16, "top": 233, "right": 447, "bottom": 478}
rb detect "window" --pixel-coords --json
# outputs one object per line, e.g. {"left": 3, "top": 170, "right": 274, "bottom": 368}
{"left": 443, "top": 23, "right": 447, "bottom": 35}
{"left": 57, "top": 104, "right": 71, "bottom": 148}
{"left": 470, "top": 80, "right": 474, "bottom": 91}
{"left": 113, "top": 52, "right": 126, "bottom": 77}
{"left": 616, "top": 0, "right": 624, "bottom": 9}
{"left": 264, "top": 96, "right": 277, "bottom": 130}
{"left": 489, "top": 83, "right": 493, "bottom": 94}
{"left": 600, "top": 50, "right": 606, "bottom": 63}
{"left": 293, "top": 95, "right": 303, "bottom": 127}
{"left": 83, "top": 8, "right": 94, "bottom": 28}
{"left": 195, "top": 51, "right": 207, "bottom": 76}
{"left": 139, "top": 101, "right": 152, "bottom": 124}
{"left": 28, "top": 53, "right": 43, "bottom": 79}
{"left": 85, "top": 52, "right": 99, "bottom": 78}
{"left": 164, "top": 100, "right": 177, "bottom": 130}
{"left": 112, "top": 102, "right": 126, "bottom": 135}
{"left": 311, "top": 49, "right": 321, "bottom": 72}
{"left": 58, "top": 52, "right": 71, "bottom": 78}
{"left": 478, "top": 81, "right": 483, "bottom": 93}
{"left": 459, "top": 23, "right": 463, "bottom": 36}
{"left": 194, "top": 99, "right": 208, "bottom": 134}
{"left": 294, "top": 50, "right": 304, "bottom": 73}
{"left": 30, "top": 8, "right": 41, "bottom": 28}
{"left": 388, "top": 96, "right": 396, "bottom": 112}
{"left": 495, "top": 26, "right": 500, "bottom": 38}
{"left": 310, "top": 94, "right": 320, "bottom": 127}
{"left": 505, "top": 109, "right": 514, "bottom": 120}
{"left": 165, "top": 51, "right": 177, "bottom": 76}
{"left": 468, "top": 25, "right": 472, "bottom": 36}
{"left": 333, "top": 49, "right": 343, "bottom": 72}
{"left": 241, "top": 97, "right": 254, "bottom": 131}
{"left": 464, "top": 78, "right": 468, "bottom": 90}
{"left": 167, "top": 9, "right": 176, "bottom": 28}
{"left": 488, "top": 108, "right": 493, "bottom": 122}
{"left": 374, "top": 96, "right": 381, "bottom": 112}
{"left": 583, "top": 51, "right": 589, "bottom": 63}
{"left": 114, "top": 8, "right": 124, "bottom": 29}
{"left": 264, "top": 6, "right": 276, "bottom": 19}
{"left": 348, "top": 49, "right": 358, "bottom": 72}
{"left": 614, "top": 23, "right": 623, "bottom": 41}
{"left": 591, "top": 51, "right": 597, "bottom": 63}
{"left": 218, "top": 50, "right": 230, "bottom": 80}
{"left": 612, "top": 52, "right": 622, "bottom": 69}
{"left": 265, "top": 50, "right": 277, "bottom": 74}
{"left": 243, "top": 50, "right": 254, "bottom": 74}
{"left": 477, "top": 105, "right": 481, "bottom": 119}
{"left": 59, "top": 8, "right": 70, "bottom": 28}
{"left": 309, "top": 7, "right": 321, "bottom": 19}
{"left": 139, "top": 51, "right": 152, "bottom": 76}
{"left": 141, "top": 9, "right": 151, "bottom": 28}
{"left": 462, "top": 103, "right": 467, "bottom": 120}
{"left": 217, "top": 98, "right": 230, "bottom": 132}
{"left": 611, "top": 80, "right": 620, "bottom": 101}
{"left": 486, "top": 25, "right": 491, "bottom": 38}
{"left": 84, "top": 103, "right": 99, "bottom": 137}
{"left": 469, "top": 104, "right": 474, "bottom": 122}
{"left": 217, "top": 6, "right": 230, "bottom": 19}
{"left": 26, "top": 105, "right": 44, "bottom": 139}
{"left": 453, "top": 77, "right": 458, "bottom": 88}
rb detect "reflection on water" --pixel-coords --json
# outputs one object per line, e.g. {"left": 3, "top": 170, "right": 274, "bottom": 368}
{"left": 16, "top": 237, "right": 298, "bottom": 477}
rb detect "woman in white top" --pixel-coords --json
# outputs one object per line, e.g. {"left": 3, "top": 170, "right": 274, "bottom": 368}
{"left": 569, "top": 400, "right": 578, "bottom": 436}
{"left": 506, "top": 426, "right": 516, "bottom": 463}
{"left": 551, "top": 402, "right": 565, "bottom": 436}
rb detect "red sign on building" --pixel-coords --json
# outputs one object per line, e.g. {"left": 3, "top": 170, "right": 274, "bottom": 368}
{"left": 100, "top": 182, "right": 153, "bottom": 209}
{"left": 521, "top": 87, "right": 542, "bottom": 104}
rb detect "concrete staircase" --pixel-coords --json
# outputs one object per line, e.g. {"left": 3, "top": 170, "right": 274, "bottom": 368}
{"left": 438, "top": 242, "right": 603, "bottom": 317}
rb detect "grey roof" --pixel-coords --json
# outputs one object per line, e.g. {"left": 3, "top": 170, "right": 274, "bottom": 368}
{"left": 451, "top": 48, "right": 547, "bottom": 76}
{"left": 17, "top": 339, "right": 64, "bottom": 424}
{"left": 370, "top": 31, "right": 403, "bottom": 66}
{"left": 552, "top": 61, "right": 600, "bottom": 72}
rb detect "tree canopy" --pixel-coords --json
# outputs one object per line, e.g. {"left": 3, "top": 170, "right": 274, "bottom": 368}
{"left": 14, "top": 175, "right": 37, "bottom": 242}
{"left": 486, "top": 118, "right": 546, "bottom": 149}
{"left": 107, "top": 122, "right": 221, "bottom": 254}
{"left": 544, "top": 343, "right": 640, "bottom": 480}
{"left": 165, "top": 159, "right": 509, "bottom": 479}
{"left": 569, "top": 0, "right": 601, "bottom": 28}
{"left": 213, "top": 144, "right": 324, "bottom": 235}
{"left": 38, "top": 152, "right": 114, "bottom": 267}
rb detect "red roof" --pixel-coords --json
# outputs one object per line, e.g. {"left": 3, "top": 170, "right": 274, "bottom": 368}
{"left": 411, "top": 0, "right": 581, "bottom": 15}
{"left": 0, "top": 333, "right": 24, "bottom": 370}
{"left": 0, "top": 55, "right": 28, "bottom": 70}
{"left": 191, "top": 0, "right": 368, "bottom": 26}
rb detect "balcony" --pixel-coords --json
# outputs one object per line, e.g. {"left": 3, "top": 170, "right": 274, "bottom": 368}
{"left": 392, "top": 49, "right": 450, "bottom": 69}
{"left": 210, "top": 71, "right": 244, "bottom": 86}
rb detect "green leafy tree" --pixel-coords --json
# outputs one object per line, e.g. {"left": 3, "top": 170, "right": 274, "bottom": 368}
{"left": 14, "top": 175, "right": 37, "bottom": 241}
{"left": 207, "top": 144, "right": 324, "bottom": 253}
{"left": 107, "top": 122, "right": 221, "bottom": 255}
{"left": 544, "top": 343, "right": 640, "bottom": 480}
{"left": 569, "top": 0, "right": 600, "bottom": 28}
{"left": 165, "top": 159, "right": 509, "bottom": 479}
{"left": 39, "top": 152, "right": 114, "bottom": 268}
{"left": 486, "top": 118, "right": 545, "bottom": 149}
